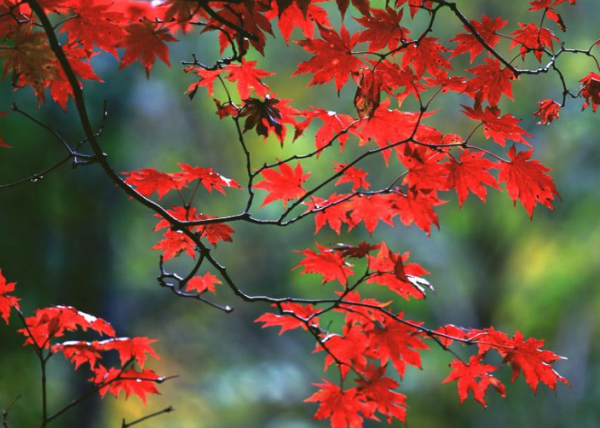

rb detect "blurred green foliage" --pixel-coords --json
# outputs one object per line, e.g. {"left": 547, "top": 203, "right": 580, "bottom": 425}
{"left": 1, "top": 1, "right": 600, "bottom": 427}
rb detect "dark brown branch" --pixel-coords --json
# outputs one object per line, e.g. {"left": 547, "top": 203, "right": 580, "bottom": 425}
{"left": 121, "top": 406, "right": 174, "bottom": 428}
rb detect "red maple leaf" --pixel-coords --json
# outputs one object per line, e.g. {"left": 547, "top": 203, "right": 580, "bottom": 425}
{"left": 93, "top": 366, "right": 161, "bottom": 404}
{"left": 356, "top": 367, "right": 407, "bottom": 424}
{"left": 355, "top": 7, "right": 410, "bottom": 52}
{"left": 123, "top": 168, "right": 185, "bottom": 199}
{"left": 97, "top": 337, "right": 159, "bottom": 368}
{"left": 269, "top": 1, "right": 331, "bottom": 44}
{"left": 446, "top": 150, "right": 501, "bottom": 207}
{"left": 365, "top": 314, "right": 429, "bottom": 378}
{"left": 255, "top": 302, "right": 320, "bottom": 334}
{"left": 401, "top": 37, "right": 453, "bottom": 78}
{"left": 442, "top": 355, "right": 506, "bottom": 407}
{"left": 176, "top": 163, "right": 240, "bottom": 194}
{"left": 534, "top": 99, "right": 561, "bottom": 124}
{"left": 185, "top": 273, "right": 221, "bottom": 294}
{"left": 296, "top": 243, "right": 354, "bottom": 285}
{"left": 389, "top": 188, "right": 444, "bottom": 235}
{"left": 462, "top": 106, "right": 532, "bottom": 146}
{"left": 53, "top": 341, "right": 103, "bottom": 370}
{"left": 254, "top": 163, "right": 310, "bottom": 208}
{"left": 224, "top": 59, "right": 274, "bottom": 100}
{"left": 503, "top": 331, "right": 569, "bottom": 393}
{"left": 305, "top": 381, "right": 374, "bottom": 428}
{"left": 509, "top": 23, "right": 559, "bottom": 62}
{"left": 0, "top": 270, "right": 19, "bottom": 324}
{"left": 348, "top": 194, "right": 395, "bottom": 234}
{"left": 119, "top": 20, "right": 177, "bottom": 77}
{"left": 19, "top": 306, "right": 115, "bottom": 348}
{"left": 580, "top": 72, "right": 600, "bottom": 112}
{"left": 367, "top": 243, "right": 430, "bottom": 300}
{"left": 334, "top": 164, "right": 370, "bottom": 192}
{"left": 293, "top": 26, "right": 363, "bottom": 92}
{"left": 153, "top": 230, "right": 196, "bottom": 260}
{"left": 184, "top": 67, "right": 222, "bottom": 98}
{"left": 450, "top": 15, "right": 507, "bottom": 63}
{"left": 305, "top": 194, "right": 351, "bottom": 235}
{"left": 60, "top": 0, "right": 125, "bottom": 56}
{"left": 498, "top": 145, "right": 560, "bottom": 218}
{"left": 466, "top": 58, "right": 516, "bottom": 107}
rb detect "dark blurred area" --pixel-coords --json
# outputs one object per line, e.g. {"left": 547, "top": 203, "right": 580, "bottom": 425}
{"left": 1, "top": 1, "right": 599, "bottom": 427}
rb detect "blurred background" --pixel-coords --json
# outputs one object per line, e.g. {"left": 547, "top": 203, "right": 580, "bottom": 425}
{"left": 1, "top": 1, "right": 599, "bottom": 427}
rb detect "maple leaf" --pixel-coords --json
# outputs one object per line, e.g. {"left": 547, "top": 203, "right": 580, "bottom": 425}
{"left": 185, "top": 273, "right": 221, "bottom": 294}
{"left": 534, "top": 99, "right": 561, "bottom": 124}
{"left": 389, "top": 187, "right": 444, "bottom": 235}
{"left": 241, "top": 97, "right": 284, "bottom": 141}
{"left": 353, "top": 68, "right": 381, "bottom": 119}
{"left": 365, "top": 314, "right": 429, "bottom": 378}
{"left": 293, "top": 26, "right": 363, "bottom": 92}
{"left": 580, "top": 72, "right": 600, "bottom": 112}
{"left": 356, "top": 367, "right": 407, "bottom": 424}
{"left": 320, "top": 325, "right": 370, "bottom": 376}
{"left": 0, "top": 25, "right": 57, "bottom": 99}
{"left": 355, "top": 7, "right": 410, "bottom": 52}
{"left": 184, "top": 67, "right": 222, "bottom": 98}
{"left": 123, "top": 168, "right": 185, "bottom": 199}
{"left": 297, "top": 108, "right": 356, "bottom": 152}
{"left": 305, "top": 194, "right": 351, "bottom": 235}
{"left": 442, "top": 355, "right": 506, "bottom": 407}
{"left": 176, "top": 163, "right": 240, "bottom": 194}
{"left": 450, "top": 15, "right": 507, "bottom": 63}
{"left": 502, "top": 331, "right": 569, "bottom": 393}
{"left": 254, "top": 163, "right": 310, "bottom": 208}
{"left": 119, "top": 20, "right": 177, "bottom": 77}
{"left": 196, "top": 215, "right": 235, "bottom": 246}
{"left": 60, "top": 0, "right": 125, "bottom": 56}
{"left": 509, "top": 23, "right": 559, "bottom": 62}
{"left": 498, "top": 145, "right": 560, "bottom": 218}
{"left": 333, "top": 242, "right": 381, "bottom": 259}
{"left": 224, "top": 60, "right": 275, "bottom": 100}
{"left": 446, "top": 150, "right": 501, "bottom": 207}
{"left": 269, "top": 1, "right": 331, "bottom": 44}
{"left": 49, "top": 44, "right": 103, "bottom": 110}
{"left": 296, "top": 243, "right": 354, "bottom": 285}
{"left": 53, "top": 341, "right": 103, "bottom": 370}
{"left": 0, "top": 270, "right": 19, "bottom": 324}
{"left": 255, "top": 302, "right": 320, "bottom": 334}
{"left": 153, "top": 230, "right": 196, "bottom": 260}
{"left": 19, "top": 306, "right": 115, "bottom": 348}
{"left": 367, "top": 243, "right": 431, "bottom": 300}
{"left": 462, "top": 106, "right": 532, "bottom": 147}
{"left": 399, "top": 147, "right": 449, "bottom": 192}
{"left": 305, "top": 381, "right": 373, "bottom": 428}
{"left": 401, "top": 37, "right": 453, "bottom": 79}
{"left": 466, "top": 58, "right": 516, "bottom": 107}
{"left": 97, "top": 337, "right": 159, "bottom": 368}
{"left": 348, "top": 194, "right": 395, "bottom": 234}
{"left": 93, "top": 366, "right": 162, "bottom": 404}
{"left": 334, "top": 164, "right": 370, "bottom": 192}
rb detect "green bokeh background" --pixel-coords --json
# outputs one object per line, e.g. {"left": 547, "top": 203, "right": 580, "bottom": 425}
{"left": 1, "top": 1, "right": 599, "bottom": 427}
